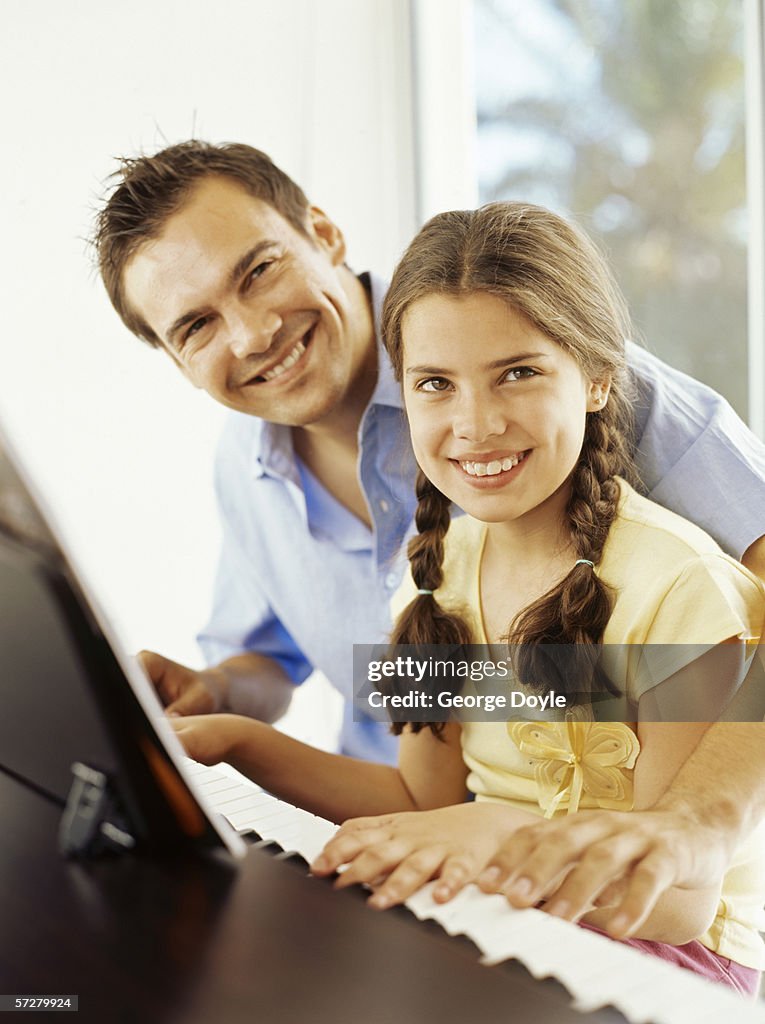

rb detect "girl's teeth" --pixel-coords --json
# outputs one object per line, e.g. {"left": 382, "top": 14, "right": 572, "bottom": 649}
{"left": 461, "top": 453, "right": 526, "bottom": 476}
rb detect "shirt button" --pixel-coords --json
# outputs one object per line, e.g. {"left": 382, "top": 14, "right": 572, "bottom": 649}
{"left": 379, "top": 499, "right": 390, "bottom": 513}
{"left": 385, "top": 572, "right": 399, "bottom": 589}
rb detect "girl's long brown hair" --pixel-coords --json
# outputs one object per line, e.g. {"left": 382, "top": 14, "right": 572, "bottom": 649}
{"left": 382, "top": 203, "right": 635, "bottom": 734}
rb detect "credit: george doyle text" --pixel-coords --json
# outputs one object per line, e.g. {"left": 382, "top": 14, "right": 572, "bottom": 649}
{"left": 351, "top": 642, "right": 765, "bottom": 724}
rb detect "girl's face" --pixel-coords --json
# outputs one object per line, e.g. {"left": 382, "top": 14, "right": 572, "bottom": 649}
{"left": 401, "top": 291, "right": 607, "bottom": 527}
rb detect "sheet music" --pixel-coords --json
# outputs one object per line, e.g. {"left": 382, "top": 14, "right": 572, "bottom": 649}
{"left": 187, "top": 759, "right": 765, "bottom": 1024}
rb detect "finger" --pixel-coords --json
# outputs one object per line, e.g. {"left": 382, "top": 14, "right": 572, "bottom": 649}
{"left": 485, "top": 835, "right": 569, "bottom": 907}
{"left": 477, "top": 825, "right": 544, "bottom": 896}
{"left": 541, "top": 833, "right": 652, "bottom": 922}
{"left": 138, "top": 650, "right": 181, "bottom": 705}
{"left": 137, "top": 649, "right": 164, "bottom": 671}
{"left": 484, "top": 815, "right": 627, "bottom": 907}
{"left": 165, "top": 687, "right": 206, "bottom": 717}
{"left": 332, "top": 839, "right": 412, "bottom": 891}
{"left": 602, "top": 851, "right": 676, "bottom": 938}
{"left": 168, "top": 719, "right": 199, "bottom": 759}
{"left": 337, "top": 815, "right": 399, "bottom": 835}
{"left": 368, "top": 847, "right": 445, "bottom": 909}
{"left": 432, "top": 852, "right": 480, "bottom": 904}
{"left": 593, "top": 876, "right": 628, "bottom": 909}
{"left": 310, "top": 827, "right": 388, "bottom": 876}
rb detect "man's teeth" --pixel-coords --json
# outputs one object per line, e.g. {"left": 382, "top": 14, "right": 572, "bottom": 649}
{"left": 460, "top": 453, "right": 527, "bottom": 477}
{"left": 260, "top": 339, "right": 306, "bottom": 381}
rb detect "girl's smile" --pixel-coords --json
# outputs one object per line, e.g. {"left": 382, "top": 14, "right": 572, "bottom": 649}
{"left": 450, "top": 449, "right": 530, "bottom": 488}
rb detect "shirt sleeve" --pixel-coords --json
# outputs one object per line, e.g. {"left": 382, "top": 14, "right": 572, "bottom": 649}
{"left": 196, "top": 425, "right": 313, "bottom": 687}
{"left": 627, "top": 341, "right": 765, "bottom": 559}
{"left": 196, "top": 521, "right": 313, "bottom": 686}
{"left": 628, "top": 553, "right": 765, "bottom": 704}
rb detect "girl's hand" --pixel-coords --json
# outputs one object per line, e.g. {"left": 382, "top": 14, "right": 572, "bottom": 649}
{"left": 169, "top": 713, "right": 254, "bottom": 766}
{"left": 310, "top": 803, "right": 537, "bottom": 910}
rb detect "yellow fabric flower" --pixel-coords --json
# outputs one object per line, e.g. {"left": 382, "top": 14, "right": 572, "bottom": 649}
{"left": 507, "top": 720, "right": 640, "bottom": 817}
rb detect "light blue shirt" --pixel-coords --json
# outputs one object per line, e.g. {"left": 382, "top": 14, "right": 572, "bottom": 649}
{"left": 628, "top": 341, "right": 765, "bottom": 558}
{"left": 199, "top": 273, "right": 765, "bottom": 763}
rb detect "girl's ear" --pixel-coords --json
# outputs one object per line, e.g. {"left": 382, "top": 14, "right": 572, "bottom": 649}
{"left": 586, "top": 376, "right": 612, "bottom": 413}
{"left": 306, "top": 206, "right": 347, "bottom": 265}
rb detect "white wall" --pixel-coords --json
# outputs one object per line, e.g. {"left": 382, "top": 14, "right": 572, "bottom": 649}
{"left": 412, "top": 0, "right": 479, "bottom": 221}
{"left": 0, "top": 0, "right": 418, "bottom": 676}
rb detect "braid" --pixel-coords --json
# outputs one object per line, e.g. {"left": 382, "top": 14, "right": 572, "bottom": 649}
{"left": 567, "top": 411, "right": 631, "bottom": 566}
{"left": 387, "top": 470, "right": 473, "bottom": 735}
{"left": 407, "top": 470, "right": 452, "bottom": 598}
{"left": 511, "top": 407, "right": 630, "bottom": 701}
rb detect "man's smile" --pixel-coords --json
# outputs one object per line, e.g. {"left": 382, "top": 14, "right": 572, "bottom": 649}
{"left": 240, "top": 321, "right": 317, "bottom": 388}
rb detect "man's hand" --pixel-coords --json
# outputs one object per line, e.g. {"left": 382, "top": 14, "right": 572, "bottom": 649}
{"left": 311, "top": 803, "right": 537, "bottom": 910}
{"left": 137, "top": 650, "right": 227, "bottom": 716}
{"left": 477, "top": 805, "right": 733, "bottom": 938}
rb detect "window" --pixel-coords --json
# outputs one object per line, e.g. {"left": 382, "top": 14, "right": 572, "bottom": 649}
{"left": 473, "top": 0, "right": 750, "bottom": 418}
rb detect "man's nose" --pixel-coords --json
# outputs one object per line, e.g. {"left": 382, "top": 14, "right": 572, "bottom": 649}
{"left": 452, "top": 393, "right": 507, "bottom": 443}
{"left": 227, "top": 307, "right": 282, "bottom": 359}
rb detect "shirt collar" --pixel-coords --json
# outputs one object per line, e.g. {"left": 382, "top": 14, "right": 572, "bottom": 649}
{"left": 248, "top": 271, "right": 402, "bottom": 480}
{"left": 366, "top": 271, "right": 404, "bottom": 412}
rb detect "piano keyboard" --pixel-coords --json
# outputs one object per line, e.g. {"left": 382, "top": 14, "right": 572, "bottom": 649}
{"left": 185, "top": 758, "right": 337, "bottom": 862}
{"left": 185, "top": 760, "right": 765, "bottom": 1024}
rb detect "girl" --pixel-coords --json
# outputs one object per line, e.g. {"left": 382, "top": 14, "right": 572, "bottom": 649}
{"left": 172, "top": 203, "right": 765, "bottom": 992}
{"left": 311, "top": 202, "right": 765, "bottom": 993}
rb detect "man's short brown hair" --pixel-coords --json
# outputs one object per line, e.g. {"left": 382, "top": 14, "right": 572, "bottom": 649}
{"left": 93, "top": 140, "right": 311, "bottom": 346}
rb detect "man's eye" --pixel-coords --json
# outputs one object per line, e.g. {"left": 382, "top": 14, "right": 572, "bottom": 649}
{"left": 184, "top": 317, "right": 210, "bottom": 342}
{"left": 246, "top": 260, "right": 273, "bottom": 286}
{"left": 418, "top": 377, "right": 452, "bottom": 393}
{"left": 503, "top": 366, "right": 536, "bottom": 382}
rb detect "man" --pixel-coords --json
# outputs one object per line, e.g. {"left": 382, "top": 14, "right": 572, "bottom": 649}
{"left": 98, "top": 141, "right": 416, "bottom": 763}
{"left": 95, "top": 139, "right": 765, "bottom": 929}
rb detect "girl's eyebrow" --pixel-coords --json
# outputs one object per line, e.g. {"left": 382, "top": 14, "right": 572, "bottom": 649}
{"left": 404, "top": 352, "right": 550, "bottom": 376}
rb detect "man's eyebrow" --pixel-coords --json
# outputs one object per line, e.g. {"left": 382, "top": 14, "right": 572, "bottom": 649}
{"left": 404, "top": 352, "right": 550, "bottom": 376}
{"left": 228, "top": 240, "right": 277, "bottom": 288}
{"left": 166, "top": 309, "right": 205, "bottom": 348}
{"left": 164, "top": 241, "right": 278, "bottom": 346}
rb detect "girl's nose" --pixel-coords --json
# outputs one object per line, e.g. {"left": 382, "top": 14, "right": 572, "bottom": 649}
{"left": 452, "top": 394, "right": 507, "bottom": 443}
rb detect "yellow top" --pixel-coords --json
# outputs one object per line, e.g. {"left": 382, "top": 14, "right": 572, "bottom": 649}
{"left": 392, "top": 479, "right": 765, "bottom": 968}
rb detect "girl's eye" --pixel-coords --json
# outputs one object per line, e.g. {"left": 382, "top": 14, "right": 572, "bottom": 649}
{"left": 417, "top": 377, "right": 452, "bottom": 393}
{"left": 503, "top": 366, "right": 536, "bottom": 382}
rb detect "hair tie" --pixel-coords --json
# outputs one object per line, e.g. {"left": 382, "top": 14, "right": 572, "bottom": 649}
{"left": 416, "top": 588, "right": 434, "bottom": 596}
{"left": 574, "top": 559, "right": 595, "bottom": 569}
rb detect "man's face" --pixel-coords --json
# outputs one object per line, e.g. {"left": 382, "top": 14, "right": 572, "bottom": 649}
{"left": 122, "top": 176, "right": 366, "bottom": 425}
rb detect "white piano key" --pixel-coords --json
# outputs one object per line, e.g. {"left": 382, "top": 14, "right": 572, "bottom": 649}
{"left": 211, "top": 791, "right": 279, "bottom": 814}
{"left": 193, "top": 776, "right": 244, "bottom": 795}
{"left": 292, "top": 817, "right": 340, "bottom": 864}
